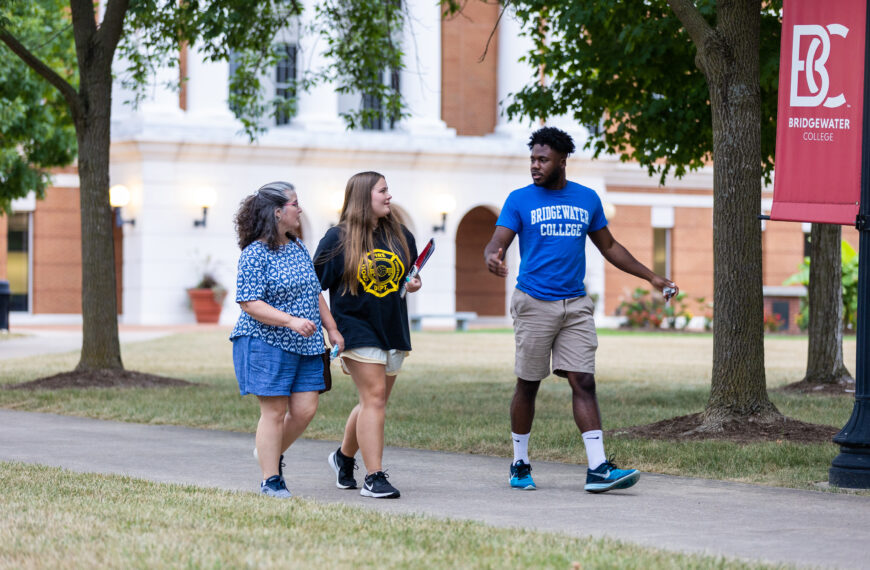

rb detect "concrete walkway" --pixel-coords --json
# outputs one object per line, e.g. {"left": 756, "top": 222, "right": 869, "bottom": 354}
{"left": 1, "top": 409, "right": 868, "bottom": 569}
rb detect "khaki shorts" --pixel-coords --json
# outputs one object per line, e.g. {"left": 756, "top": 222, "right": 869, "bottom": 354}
{"left": 510, "top": 288, "right": 597, "bottom": 381}
{"left": 339, "top": 346, "right": 408, "bottom": 376}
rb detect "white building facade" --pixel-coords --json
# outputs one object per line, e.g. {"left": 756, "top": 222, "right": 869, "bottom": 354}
{"left": 8, "top": 2, "right": 816, "bottom": 331}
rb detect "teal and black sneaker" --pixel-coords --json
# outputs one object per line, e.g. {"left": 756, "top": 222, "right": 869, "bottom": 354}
{"left": 509, "top": 460, "right": 536, "bottom": 490}
{"left": 584, "top": 460, "right": 640, "bottom": 493}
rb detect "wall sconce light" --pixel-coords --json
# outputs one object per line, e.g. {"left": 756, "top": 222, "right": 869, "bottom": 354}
{"left": 193, "top": 187, "right": 217, "bottom": 228}
{"left": 109, "top": 184, "right": 135, "bottom": 227}
{"left": 329, "top": 191, "right": 345, "bottom": 227}
{"left": 432, "top": 193, "right": 456, "bottom": 233}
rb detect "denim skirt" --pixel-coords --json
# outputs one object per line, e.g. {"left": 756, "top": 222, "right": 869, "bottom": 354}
{"left": 232, "top": 336, "right": 325, "bottom": 396}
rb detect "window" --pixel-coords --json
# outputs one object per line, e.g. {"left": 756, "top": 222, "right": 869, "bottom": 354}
{"left": 803, "top": 231, "right": 812, "bottom": 259}
{"left": 361, "top": 67, "right": 400, "bottom": 131}
{"left": 227, "top": 43, "right": 298, "bottom": 125}
{"left": 6, "top": 213, "right": 30, "bottom": 311}
{"left": 274, "top": 43, "right": 297, "bottom": 126}
{"left": 653, "top": 227, "right": 671, "bottom": 278}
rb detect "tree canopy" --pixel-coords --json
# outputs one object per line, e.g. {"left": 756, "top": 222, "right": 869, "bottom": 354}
{"left": 501, "top": 0, "right": 781, "bottom": 184}
{"left": 0, "top": 0, "right": 412, "bottom": 371}
{"left": 0, "top": 0, "right": 76, "bottom": 213}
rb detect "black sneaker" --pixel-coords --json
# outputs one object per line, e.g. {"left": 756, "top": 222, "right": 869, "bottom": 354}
{"left": 360, "top": 470, "right": 400, "bottom": 499}
{"left": 328, "top": 447, "right": 358, "bottom": 489}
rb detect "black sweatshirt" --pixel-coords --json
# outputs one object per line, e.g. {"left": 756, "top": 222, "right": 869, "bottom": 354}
{"left": 313, "top": 225, "right": 418, "bottom": 352}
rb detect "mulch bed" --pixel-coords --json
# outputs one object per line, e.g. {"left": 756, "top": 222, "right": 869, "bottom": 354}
{"left": 776, "top": 379, "right": 856, "bottom": 396}
{"left": 610, "top": 412, "right": 839, "bottom": 444}
{"left": 4, "top": 369, "right": 195, "bottom": 390}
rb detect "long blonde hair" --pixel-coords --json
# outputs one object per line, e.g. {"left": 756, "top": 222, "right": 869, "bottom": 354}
{"left": 337, "top": 171, "right": 410, "bottom": 295}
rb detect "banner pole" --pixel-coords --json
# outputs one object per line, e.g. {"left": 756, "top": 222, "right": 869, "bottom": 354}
{"left": 829, "top": 0, "right": 870, "bottom": 489}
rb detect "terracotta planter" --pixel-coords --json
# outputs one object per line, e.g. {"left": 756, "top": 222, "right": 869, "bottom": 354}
{"left": 187, "top": 288, "right": 225, "bottom": 324}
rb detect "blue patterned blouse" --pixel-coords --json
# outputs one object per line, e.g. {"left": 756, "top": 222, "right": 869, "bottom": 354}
{"left": 230, "top": 239, "right": 324, "bottom": 355}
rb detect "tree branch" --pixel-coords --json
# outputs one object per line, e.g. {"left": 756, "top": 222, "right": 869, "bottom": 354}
{"left": 0, "top": 27, "right": 82, "bottom": 120}
{"left": 666, "top": 0, "right": 713, "bottom": 48}
{"left": 69, "top": 0, "right": 97, "bottom": 46}
{"left": 99, "top": 0, "right": 130, "bottom": 53}
{"left": 476, "top": 0, "right": 510, "bottom": 63}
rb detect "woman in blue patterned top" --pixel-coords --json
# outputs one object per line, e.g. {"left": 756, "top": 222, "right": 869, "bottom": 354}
{"left": 230, "top": 181, "right": 344, "bottom": 498}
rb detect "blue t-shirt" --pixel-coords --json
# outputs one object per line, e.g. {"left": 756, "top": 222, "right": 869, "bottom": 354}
{"left": 229, "top": 240, "right": 324, "bottom": 355}
{"left": 496, "top": 181, "right": 607, "bottom": 301}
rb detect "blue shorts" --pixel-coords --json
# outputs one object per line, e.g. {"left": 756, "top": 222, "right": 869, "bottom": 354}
{"left": 232, "top": 336, "right": 325, "bottom": 396}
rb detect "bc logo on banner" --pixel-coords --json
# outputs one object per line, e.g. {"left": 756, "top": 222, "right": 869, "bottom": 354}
{"left": 790, "top": 24, "right": 849, "bottom": 108}
{"left": 771, "top": 0, "right": 866, "bottom": 225}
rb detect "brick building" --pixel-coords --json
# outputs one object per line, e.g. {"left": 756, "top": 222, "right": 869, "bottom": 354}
{"left": 2, "top": 1, "right": 857, "bottom": 330}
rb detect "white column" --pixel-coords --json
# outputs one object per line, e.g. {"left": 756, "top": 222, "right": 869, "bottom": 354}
{"left": 185, "top": 44, "right": 237, "bottom": 125}
{"left": 495, "top": 8, "right": 535, "bottom": 138}
{"left": 396, "top": 0, "right": 453, "bottom": 136}
{"left": 111, "top": 56, "right": 139, "bottom": 123}
{"left": 293, "top": 2, "right": 344, "bottom": 131}
{"left": 140, "top": 60, "right": 184, "bottom": 120}
{"left": 577, "top": 176, "right": 608, "bottom": 320}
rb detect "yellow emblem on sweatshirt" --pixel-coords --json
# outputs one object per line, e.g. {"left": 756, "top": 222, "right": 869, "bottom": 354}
{"left": 358, "top": 249, "right": 404, "bottom": 297}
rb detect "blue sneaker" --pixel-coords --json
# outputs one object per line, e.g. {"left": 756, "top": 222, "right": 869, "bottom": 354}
{"left": 509, "top": 460, "right": 536, "bottom": 490}
{"left": 260, "top": 475, "right": 292, "bottom": 498}
{"left": 584, "top": 459, "right": 640, "bottom": 493}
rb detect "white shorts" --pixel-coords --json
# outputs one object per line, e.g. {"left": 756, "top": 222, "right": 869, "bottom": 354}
{"left": 340, "top": 346, "right": 408, "bottom": 376}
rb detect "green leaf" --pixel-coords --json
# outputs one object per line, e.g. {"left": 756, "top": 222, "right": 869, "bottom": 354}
{"left": 0, "top": 0, "right": 77, "bottom": 214}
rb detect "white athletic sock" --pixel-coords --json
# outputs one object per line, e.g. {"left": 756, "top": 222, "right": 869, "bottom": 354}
{"left": 511, "top": 432, "right": 530, "bottom": 464}
{"left": 582, "top": 430, "right": 606, "bottom": 470}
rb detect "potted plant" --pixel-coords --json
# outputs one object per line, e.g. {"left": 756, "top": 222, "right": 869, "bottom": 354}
{"left": 187, "top": 273, "right": 227, "bottom": 324}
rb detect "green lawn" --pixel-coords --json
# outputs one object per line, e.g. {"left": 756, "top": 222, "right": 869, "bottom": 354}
{"left": 0, "top": 462, "right": 780, "bottom": 569}
{"left": 0, "top": 329, "right": 858, "bottom": 490}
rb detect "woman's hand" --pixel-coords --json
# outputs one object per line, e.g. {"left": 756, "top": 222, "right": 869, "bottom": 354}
{"left": 405, "top": 275, "right": 422, "bottom": 294}
{"left": 287, "top": 316, "right": 317, "bottom": 337}
{"left": 327, "top": 328, "right": 345, "bottom": 354}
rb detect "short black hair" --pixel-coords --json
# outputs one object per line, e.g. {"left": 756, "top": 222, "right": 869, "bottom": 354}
{"left": 528, "top": 127, "right": 575, "bottom": 156}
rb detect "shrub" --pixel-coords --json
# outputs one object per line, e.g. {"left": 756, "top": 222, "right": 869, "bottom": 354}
{"left": 763, "top": 312, "right": 784, "bottom": 333}
{"left": 784, "top": 240, "right": 859, "bottom": 332}
{"left": 616, "top": 288, "right": 691, "bottom": 330}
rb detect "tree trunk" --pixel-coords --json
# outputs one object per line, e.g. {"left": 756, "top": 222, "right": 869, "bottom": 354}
{"left": 697, "top": 1, "right": 779, "bottom": 429}
{"left": 73, "top": 50, "right": 123, "bottom": 371}
{"left": 804, "top": 223, "right": 853, "bottom": 384}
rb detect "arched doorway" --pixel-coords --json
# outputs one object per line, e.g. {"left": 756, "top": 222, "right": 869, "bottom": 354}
{"left": 455, "top": 206, "right": 505, "bottom": 316}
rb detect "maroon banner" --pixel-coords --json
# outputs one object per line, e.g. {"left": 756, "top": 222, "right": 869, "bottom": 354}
{"left": 771, "top": 0, "right": 866, "bottom": 225}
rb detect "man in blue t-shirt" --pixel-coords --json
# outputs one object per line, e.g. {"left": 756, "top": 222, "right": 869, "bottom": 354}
{"left": 484, "top": 127, "right": 678, "bottom": 494}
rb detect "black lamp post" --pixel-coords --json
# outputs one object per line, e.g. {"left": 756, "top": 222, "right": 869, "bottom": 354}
{"left": 829, "top": 0, "right": 870, "bottom": 488}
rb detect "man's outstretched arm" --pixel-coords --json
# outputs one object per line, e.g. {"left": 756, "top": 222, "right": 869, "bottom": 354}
{"left": 589, "top": 226, "right": 678, "bottom": 296}
{"left": 484, "top": 226, "right": 516, "bottom": 278}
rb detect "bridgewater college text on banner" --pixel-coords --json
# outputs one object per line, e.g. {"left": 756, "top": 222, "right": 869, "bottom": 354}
{"left": 771, "top": 0, "right": 866, "bottom": 225}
